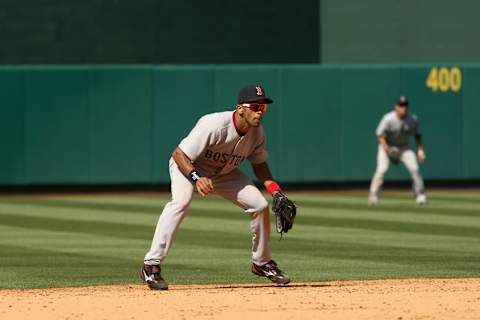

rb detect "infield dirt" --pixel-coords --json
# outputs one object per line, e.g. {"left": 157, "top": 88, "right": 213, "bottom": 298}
{"left": 1, "top": 278, "right": 479, "bottom": 320}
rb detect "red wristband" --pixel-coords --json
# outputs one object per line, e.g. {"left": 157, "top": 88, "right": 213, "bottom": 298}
{"left": 266, "top": 181, "right": 282, "bottom": 195}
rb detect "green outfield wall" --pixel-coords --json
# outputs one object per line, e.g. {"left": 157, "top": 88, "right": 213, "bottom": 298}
{"left": 1, "top": 64, "right": 479, "bottom": 185}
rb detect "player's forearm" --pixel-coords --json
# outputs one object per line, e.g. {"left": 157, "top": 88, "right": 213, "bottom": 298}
{"left": 415, "top": 135, "right": 424, "bottom": 150}
{"left": 252, "top": 162, "right": 283, "bottom": 196}
{"left": 172, "top": 147, "right": 213, "bottom": 196}
{"left": 251, "top": 162, "right": 274, "bottom": 187}
{"left": 172, "top": 147, "right": 195, "bottom": 177}
{"left": 252, "top": 162, "right": 274, "bottom": 184}
{"left": 378, "top": 135, "right": 389, "bottom": 150}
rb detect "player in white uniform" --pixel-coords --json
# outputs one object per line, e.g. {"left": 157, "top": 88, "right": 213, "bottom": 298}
{"left": 368, "top": 96, "right": 427, "bottom": 206}
{"left": 140, "top": 85, "right": 291, "bottom": 290}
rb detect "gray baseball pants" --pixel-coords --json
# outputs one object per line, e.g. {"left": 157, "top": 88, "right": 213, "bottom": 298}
{"left": 144, "top": 159, "right": 271, "bottom": 266}
{"left": 370, "top": 145, "right": 425, "bottom": 196}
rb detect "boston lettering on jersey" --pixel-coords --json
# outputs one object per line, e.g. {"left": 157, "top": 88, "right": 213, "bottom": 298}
{"left": 204, "top": 149, "right": 246, "bottom": 166}
{"left": 178, "top": 111, "right": 267, "bottom": 176}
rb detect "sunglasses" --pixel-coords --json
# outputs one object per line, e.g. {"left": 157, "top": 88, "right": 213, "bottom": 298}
{"left": 242, "top": 103, "right": 268, "bottom": 113}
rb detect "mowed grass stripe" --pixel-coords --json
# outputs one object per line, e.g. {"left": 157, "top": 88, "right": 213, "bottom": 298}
{"left": 0, "top": 203, "right": 253, "bottom": 228}
{"left": 0, "top": 223, "right": 255, "bottom": 265}
{"left": 0, "top": 243, "right": 229, "bottom": 289}
{"left": 1, "top": 206, "right": 480, "bottom": 241}
{"left": 2, "top": 199, "right": 480, "bottom": 237}
{"left": 2, "top": 201, "right": 480, "bottom": 237}
{"left": 35, "top": 192, "right": 480, "bottom": 214}
{"left": 5, "top": 192, "right": 480, "bottom": 230}
{"left": 0, "top": 212, "right": 251, "bottom": 244}
{"left": 293, "top": 193, "right": 480, "bottom": 208}
{"left": 0, "top": 196, "right": 480, "bottom": 226}
{"left": 3, "top": 202, "right": 480, "bottom": 230}
{"left": 0, "top": 197, "right": 241, "bottom": 215}
{"left": 4, "top": 205, "right": 480, "bottom": 262}
{"left": 293, "top": 191, "right": 480, "bottom": 205}
{"left": 0, "top": 243, "right": 139, "bottom": 289}
{"left": 293, "top": 191, "right": 480, "bottom": 200}
{"left": 297, "top": 200, "right": 480, "bottom": 218}
{"left": 0, "top": 224, "right": 147, "bottom": 260}
{"left": 4, "top": 191, "right": 479, "bottom": 208}
{"left": 0, "top": 211, "right": 472, "bottom": 263}
{"left": 5, "top": 190, "right": 480, "bottom": 214}
{"left": 287, "top": 226, "right": 480, "bottom": 254}
{"left": 1, "top": 221, "right": 475, "bottom": 272}
{"left": 3, "top": 211, "right": 477, "bottom": 258}
{"left": 386, "top": 192, "right": 480, "bottom": 202}
{"left": 0, "top": 203, "right": 160, "bottom": 225}
{"left": 271, "top": 238, "right": 480, "bottom": 269}
{"left": 0, "top": 224, "right": 253, "bottom": 269}
{"left": 0, "top": 200, "right": 163, "bottom": 214}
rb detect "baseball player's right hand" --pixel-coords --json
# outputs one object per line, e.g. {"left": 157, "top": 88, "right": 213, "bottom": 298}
{"left": 196, "top": 177, "right": 214, "bottom": 196}
{"left": 417, "top": 149, "right": 426, "bottom": 163}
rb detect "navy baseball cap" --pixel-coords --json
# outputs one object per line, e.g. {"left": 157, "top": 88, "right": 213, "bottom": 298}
{"left": 396, "top": 95, "right": 409, "bottom": 106}
{"left": 237, "top": 85, "right": 273, "bottom": 104}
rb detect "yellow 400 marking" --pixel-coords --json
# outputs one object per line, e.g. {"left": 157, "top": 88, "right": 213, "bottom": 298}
{"left": 426, "top": 67, "right": 462, "bottom": 92}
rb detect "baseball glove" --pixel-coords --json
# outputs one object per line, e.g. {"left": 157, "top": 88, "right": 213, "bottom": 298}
{"left": 272, "top": 192, "right": 297, "bottom": 237}
{"left": 387, "top": 146, "right": 401, "bottom": 164}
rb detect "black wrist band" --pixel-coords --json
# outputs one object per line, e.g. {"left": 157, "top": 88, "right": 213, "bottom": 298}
{"left": 189, "top": 170, "right": 202, "bottom": 183}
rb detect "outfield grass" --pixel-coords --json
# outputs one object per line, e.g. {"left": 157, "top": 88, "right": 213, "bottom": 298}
{"left": 1, "top": 191, "right": 479, "bottom": 289}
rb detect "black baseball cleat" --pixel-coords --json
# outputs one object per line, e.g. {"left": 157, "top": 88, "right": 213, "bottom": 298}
{"left": 139, "top": 264, "right": 168, "bottom": 290}
{"left": 251, "top": 260, "right": 290, "bottom": 285}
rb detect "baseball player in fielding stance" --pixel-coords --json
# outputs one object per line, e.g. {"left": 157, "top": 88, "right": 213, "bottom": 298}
{"left": 140, "top": 85, "right": 296, "bottom": 290}
{"left": 368, "top": 96, "right": 427, "bottom": 206}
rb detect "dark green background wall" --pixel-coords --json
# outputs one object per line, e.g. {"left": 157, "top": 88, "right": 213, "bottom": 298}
{"left": 1, "top": 65, "right": 479, "bottom": 185}
{"left": 321, "top": 0, "right": 480, "bottom": 63}
{"left": 2, "top": 1, "right": 480, "bottom": 64}
{"left": 0, "top": 0, "right": 318, "bottom": 64}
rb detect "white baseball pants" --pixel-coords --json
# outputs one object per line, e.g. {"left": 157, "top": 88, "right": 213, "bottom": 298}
{"left": 144, "top": 159, "right": 271, "bottom": 266}
{"left": 370, "top": 145, "right": 425, "bottom": 196}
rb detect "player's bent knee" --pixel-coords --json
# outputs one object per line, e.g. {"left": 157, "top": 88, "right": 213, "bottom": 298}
{"left": 256, "top": 198, "right": 269, "bottom": 212}
{"left": 411, "top": 170, "right": 421, "bottom": 178}
{"left": 247, "top": 197, "right": 269, "bottom": 213}
{"left": 373, "top": 173, "right": 385, "bottom": 180}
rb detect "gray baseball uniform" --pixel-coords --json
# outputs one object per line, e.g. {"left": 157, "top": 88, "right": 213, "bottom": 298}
{"left": 375, "top": 111, "right": 420, "bottom": 148}
{"left": 370, "top": 111, "right": 425, "bottom": 197}
{"left": 144, "top": 111, "right": 272, "bottom": 266}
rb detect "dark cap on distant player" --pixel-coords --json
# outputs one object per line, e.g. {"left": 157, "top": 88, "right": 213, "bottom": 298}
{"left": 237, "top": 85, "right": 273, "bottom": 104}
{"left": 396, "top": 95, "right": 409, "bottom": 106}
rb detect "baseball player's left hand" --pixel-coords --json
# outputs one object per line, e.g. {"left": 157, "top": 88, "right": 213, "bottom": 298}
{"left": 272, "top": 192, "right": 296, "bottom": 236}
{"left": 417, "top": 149, "right": 426, "bottom": 163}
